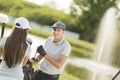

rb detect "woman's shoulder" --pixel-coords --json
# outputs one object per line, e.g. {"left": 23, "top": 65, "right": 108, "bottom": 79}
{"left": 0, "top": 36, "right": 8, "bottom": 41}
{"left": 0, "top": 36, "right": 8, "bottom": 48}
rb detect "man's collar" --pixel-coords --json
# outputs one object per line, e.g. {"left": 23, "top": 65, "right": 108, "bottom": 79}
{"left": 52, "top": 38, "right": 64, "bottom": 44}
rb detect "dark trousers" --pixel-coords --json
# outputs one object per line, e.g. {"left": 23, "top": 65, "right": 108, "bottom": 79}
{"left": 34, "top": 70, "right": 59, "bottom": 80}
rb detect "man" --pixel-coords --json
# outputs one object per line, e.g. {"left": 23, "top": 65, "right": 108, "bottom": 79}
{"left": 33, "top": 22, "right": 71, "bottom": 80}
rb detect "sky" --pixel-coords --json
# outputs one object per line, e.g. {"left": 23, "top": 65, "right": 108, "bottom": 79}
{"left": 27, "top": 0, "right": 74, "bottom": 14}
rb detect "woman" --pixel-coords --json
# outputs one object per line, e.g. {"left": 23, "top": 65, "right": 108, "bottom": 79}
{"left": 0, "top": 17, "right": 31, "bottom": 80}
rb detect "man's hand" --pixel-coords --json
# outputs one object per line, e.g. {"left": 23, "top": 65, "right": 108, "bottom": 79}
{"left": 37, "top": 45, "right": 47, "bottom": 56}
{"left": 31, "top": 57, "right": 38, "bottom": 62}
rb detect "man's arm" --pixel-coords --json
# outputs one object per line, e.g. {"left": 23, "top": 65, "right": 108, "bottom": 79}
{"left": 45, "top": 54, "right": 67, "bottom": 69}
{"left": 36, "top": 45, "right": 67, "bottom": 69}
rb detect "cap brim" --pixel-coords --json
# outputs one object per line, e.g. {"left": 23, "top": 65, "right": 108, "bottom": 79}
{"left": 52, "top": 26, "right": 65, "bottom": 30}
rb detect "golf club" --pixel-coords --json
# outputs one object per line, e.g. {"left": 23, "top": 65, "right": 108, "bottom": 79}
{"left": 0, "top": 13, "right": 9, "bottom": 38}
{"left": 112, "top": 70, "right": 120, "bottom": 80}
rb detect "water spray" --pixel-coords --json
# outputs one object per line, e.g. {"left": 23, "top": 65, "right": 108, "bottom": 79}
{"left": 92, "top": 7, "right": 118, "bottom": 80}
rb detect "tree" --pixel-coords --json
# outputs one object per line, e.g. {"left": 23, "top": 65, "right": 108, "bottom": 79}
{"left": 72, "top": 0, "right": 116, "bottom": 42}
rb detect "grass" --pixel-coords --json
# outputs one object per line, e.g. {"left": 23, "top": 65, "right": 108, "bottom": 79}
{"left": 59, "top": 72, "right": 81, "bottom": 80}
{"left": 65, "top": 64, "right": 93, "bottom": 80}
{"left": 33, "top": 64, "right": 81, "bottom": 80}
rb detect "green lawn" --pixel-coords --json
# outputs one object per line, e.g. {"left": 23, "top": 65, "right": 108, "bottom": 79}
{"left": 33, "top": 64, "right": 81, "bottom": 80}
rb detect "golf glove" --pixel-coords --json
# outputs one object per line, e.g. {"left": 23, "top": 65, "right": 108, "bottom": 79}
{"left": 37, "top": 45, "right": 46, "bottom": 56}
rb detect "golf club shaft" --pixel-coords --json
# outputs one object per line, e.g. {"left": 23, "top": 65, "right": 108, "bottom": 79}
{"left": 1, "top": 23, "right": 5, "bottom": 38}
{"left": 112, "top": 70, "right": 120, "bottom": 80}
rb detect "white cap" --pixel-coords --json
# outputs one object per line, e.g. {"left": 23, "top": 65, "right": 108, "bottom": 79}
{"left": 0, "top": 13, "right": 9, "bottom": 23}
{"left": 14, "top": 17, "right": 31, "bottom": 29}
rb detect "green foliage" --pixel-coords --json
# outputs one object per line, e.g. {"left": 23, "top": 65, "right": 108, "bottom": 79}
{"left": 65, "top": 64, "right": 93, "bottom": 80}
{"left": 0, "top": 0, "right": 78, "bottom": 32}
{"left": 72, "top": 0, "right": 116, "bottom": 42}
{"left": 26, "top": 7, "right": 72, "bottom": 25}
{"left": 0, "top": 0, "right": 80, "bottom": 41}
{"left": 0, "top": 0, "right": 39, "bottom": 17}
{"left": 1, "top": 0, "right": 117, "bottom": 42}
{"left": 66, "top": 37, "right": 95, "bottom": 58}
{"left": 66, "top": 37, "right": 94, "bottom": 51}
{"left": 22, "top": 6, "right": 78, "bottom": 31}
{"left": 59, "top": 72, "right": 80, "bottom": 80}
{"left": 29, "top": 28, "right": 52, "bottom": 38}
{"left": 71, "top": 46, "right": 93, "bottom": 58}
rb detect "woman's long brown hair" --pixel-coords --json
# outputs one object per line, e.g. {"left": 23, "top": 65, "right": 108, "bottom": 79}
{"left": 4, "top": 27, "right": 28, "bottom": 68}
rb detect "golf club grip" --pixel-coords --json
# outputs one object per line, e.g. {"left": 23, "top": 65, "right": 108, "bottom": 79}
{"left": 112, "top": 70, "right": 120, "bottom": 80}
{"left": 34, "top": 52, "right": 37, "bottom": 58}
{"left": 1, "top": 23, "right": 5, "bottom": 38}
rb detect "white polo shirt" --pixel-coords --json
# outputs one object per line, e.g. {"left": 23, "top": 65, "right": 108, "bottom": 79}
{"left": 40, "top": 36, "right": 71, "bottom": 75}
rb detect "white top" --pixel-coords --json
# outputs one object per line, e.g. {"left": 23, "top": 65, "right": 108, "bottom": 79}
{"left": 0, "top": 36, "right": 31, "bottom": 80}
{"left": 40, "top": 36, "right": 71, "bottom": 75}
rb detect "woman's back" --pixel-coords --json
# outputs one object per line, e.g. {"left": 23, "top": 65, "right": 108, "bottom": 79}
{"left": 0, "top": 17, "right": 31, "bottom": 80}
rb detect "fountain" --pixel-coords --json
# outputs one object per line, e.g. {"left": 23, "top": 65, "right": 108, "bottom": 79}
{"left": 92, "top": 7, "right": 119, "bottom": 80}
